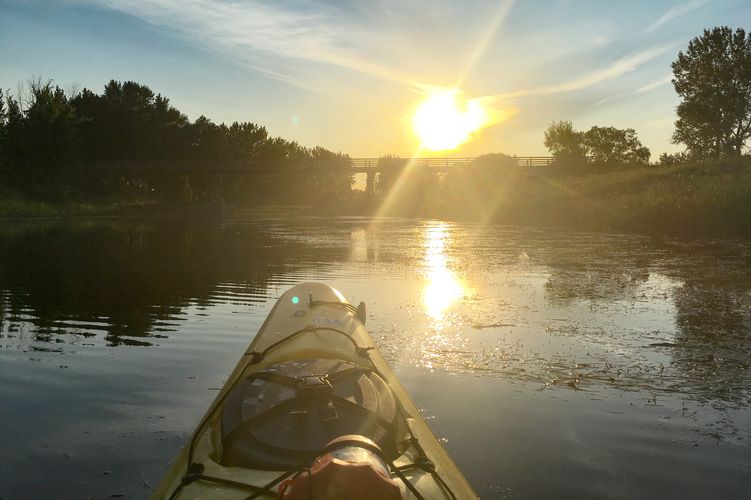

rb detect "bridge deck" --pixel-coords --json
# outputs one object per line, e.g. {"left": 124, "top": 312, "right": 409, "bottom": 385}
{"left": 349, "top": 157, "right": 553, "bottom": 169}
{"left": 83, "top": 156, "right": 555, "bottom": 174}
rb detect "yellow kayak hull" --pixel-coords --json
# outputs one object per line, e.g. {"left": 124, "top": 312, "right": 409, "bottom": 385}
{"left": 154, "top": 282, "right": 477, "bottom": 499}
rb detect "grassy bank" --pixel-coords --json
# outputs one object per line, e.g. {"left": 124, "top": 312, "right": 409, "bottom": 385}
{"left": 331, "top": 157, "right": 751, "bottom": 238}
{"left": 0, "top": 189, "right": 160, "bottom": 218}
{"left": 2, "top": 158, "right": 750, "bottom": 237}
{"left": 482, "top": 158, "right": 751, "bottom": 237}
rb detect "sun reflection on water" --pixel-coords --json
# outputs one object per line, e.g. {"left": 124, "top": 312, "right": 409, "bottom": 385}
{"left": 422, "top": 223, "right": 464, "bottom": 321}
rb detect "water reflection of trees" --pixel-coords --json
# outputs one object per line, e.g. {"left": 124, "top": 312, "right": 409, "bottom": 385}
{"left": 0, "top": 221, "right": 320, "bottom": 347}
{"left": 670, "top": 251, "right": 751, "bottom": 408}
{"left": 542, "top": 237, "right": 653, "bottom": 305}
{"left": 539, "top": 235, "right": 751, "bottom": 408}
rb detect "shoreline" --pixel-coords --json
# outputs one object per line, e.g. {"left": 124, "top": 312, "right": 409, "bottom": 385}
{"left": 1, "top": 202, "right": 749, "bottom": 241}
{"left": 2, "top": 158, "right": 749, "bottom": 238}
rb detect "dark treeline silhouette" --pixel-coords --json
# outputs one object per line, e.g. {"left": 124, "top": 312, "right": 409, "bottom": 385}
{"left": 0, "top": 79, "right": 352, "bottom": 205}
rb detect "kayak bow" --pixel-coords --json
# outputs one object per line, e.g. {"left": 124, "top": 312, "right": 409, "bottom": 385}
{"left": 154, "top": 282, "right": 477, "bottom": 499}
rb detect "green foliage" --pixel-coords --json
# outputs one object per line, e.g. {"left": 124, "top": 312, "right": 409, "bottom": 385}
{"left": 583, "top": 126, "right": 651, "bottom": 166}
{"left": 226, "top": 122, "right": 268, "bottom": 161}
{"left": 72, "top": 80, "right": 189, "bottom": 160}
{"left": 544, "top": 121, "right": 586, "bottom": 165}
{"left": 472, "top": 153, "right": 517, "bottom": 169}
{"left": 672, "top": 27, "right": 751, "bottom": 158}
{"left": 187, "top": 116, "right": 231, "bottom": 160}
{"left": 0, "top": 77, "right": 352, "bottom": 206}
{"left": 0, "top": 80, "right": 80, "bottom": 196}
{"left": 466, "top": 153, "right": 519, "bottom": 189}
{"left": 437, "top": 156, "right": 751, "bottom": 236}
{"left": 658, "top": 152, "right": 688, "bottom": 166}
{"left": 24, "top": 81, "right": 79, "bottom": 167}
{"left": 0, "top": 89, "right": 6, "bottom": 168}
{"left": 545, "top": 122, "right": 651, "bottom": 167}
{"left": 376, "top": 154, "right": 407, "bottom": 196}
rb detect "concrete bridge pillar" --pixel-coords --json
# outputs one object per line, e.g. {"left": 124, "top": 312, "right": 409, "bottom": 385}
{"left": 366, "top": 171, "right": 376, "bottom": 197}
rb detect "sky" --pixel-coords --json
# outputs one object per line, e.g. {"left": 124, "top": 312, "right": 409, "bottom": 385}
{"left": 1, "top": 0, "right": 750, "bottom": 158}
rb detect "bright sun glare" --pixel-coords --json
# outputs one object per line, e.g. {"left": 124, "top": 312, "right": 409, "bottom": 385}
{"left": 423, "top": 223, "right": 464, "bottom": 321}
{"left": 412, "top": 89, "right": 488, "bottom": 151}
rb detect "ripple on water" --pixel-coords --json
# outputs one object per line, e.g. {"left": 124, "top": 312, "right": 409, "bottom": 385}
{"left": 0, "top": 218, "right": 750, "bottom": 499}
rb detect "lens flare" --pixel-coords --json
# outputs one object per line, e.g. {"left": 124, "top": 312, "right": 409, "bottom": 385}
{"left": 412, "top": 89, "right": 488, "bottom": 151}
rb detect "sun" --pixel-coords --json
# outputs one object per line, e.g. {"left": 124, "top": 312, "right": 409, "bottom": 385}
{"left": 412, "top": 89, "right": 489, "bottom": 151}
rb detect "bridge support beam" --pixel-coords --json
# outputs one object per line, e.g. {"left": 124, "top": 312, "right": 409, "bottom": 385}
{"left": 366, "top": 171, "right": 376, "bottom": 197}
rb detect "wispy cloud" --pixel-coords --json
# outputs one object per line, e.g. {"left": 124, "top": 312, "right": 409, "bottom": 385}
{"left": 84, "top": 0, "right": 422, "bottom": 90}
{"left": 647, "top": 0, "right": 711, "bottom": 32}
{"left": 495, "top": 44, "right": 675, "bottom": 99}
{"left": 594, "top": 74, "right": 673, "bottom": 106}
{"left": 635, "top": 75, "right": 672, "bottom": 93}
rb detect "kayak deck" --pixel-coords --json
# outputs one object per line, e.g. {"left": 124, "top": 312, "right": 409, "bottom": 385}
{"left": 154, "top": 282, "right": 477, "bottom": 499}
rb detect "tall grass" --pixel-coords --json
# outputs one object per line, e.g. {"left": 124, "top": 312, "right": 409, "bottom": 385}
{"left": 431, "top": 156, "right": 751, "bottom": 237}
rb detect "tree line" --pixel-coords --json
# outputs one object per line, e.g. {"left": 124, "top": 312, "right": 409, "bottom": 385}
{"left": 0, "top": 80, "right": 352, "bottom": 204}
{"left": 0, "top": 26, "right": 748, "bottom": 210}
{"left": 544, "top": 26, "right": 751, "bottom": 167}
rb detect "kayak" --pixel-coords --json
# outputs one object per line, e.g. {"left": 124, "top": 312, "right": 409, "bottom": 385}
{"left": 154, "top": 282, "right": 477, "bottom": 499}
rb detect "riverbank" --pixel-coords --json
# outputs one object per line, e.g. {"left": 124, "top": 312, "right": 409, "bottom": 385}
{"left": 465, "top": 158, "right": 751, "bottom": 237}
{"left": 2, "top": 157, "right": 749, "bottom": 237}
{"left": 0, "top": 192, "right": 226, "bottom": 220}
{"left": 327, "top": 157, "right": 751, "bottom": 238}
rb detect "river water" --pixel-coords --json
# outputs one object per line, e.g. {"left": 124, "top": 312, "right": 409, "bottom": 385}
{"left": 0, "top": 215, "right": 749, "bottom": 499}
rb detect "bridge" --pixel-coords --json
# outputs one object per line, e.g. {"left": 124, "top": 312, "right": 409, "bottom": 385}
{"left": 85, "top": 156, "right": 554, "bottom": 174}
{"left": 348, "top": 156, "right": 553, "bottom": 172}
{"left": 83, "top": 156, "right": 556, "bottom": 199}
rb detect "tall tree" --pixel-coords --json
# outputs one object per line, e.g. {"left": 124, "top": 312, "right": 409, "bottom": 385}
{"left": 544, "top": 121, "right": 587, "bottom": 165}
{"left": 672, "top": 27, "right": 751, "bottom": 158}
{"left": 17, "top": 80, "right": 79, "bottom": 174}
{"left": 0, "top": 89, "right": 6, "bottom": 168}
{"left": 2, "top": 92, "right": 24, "bottom": 171}
{"left": 226, "top": 122, "right": 268, "bottom": 162}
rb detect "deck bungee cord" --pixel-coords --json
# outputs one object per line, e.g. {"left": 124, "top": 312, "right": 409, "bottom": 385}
{"left": 156, "top": 283, "right": 474, "bottom": 500}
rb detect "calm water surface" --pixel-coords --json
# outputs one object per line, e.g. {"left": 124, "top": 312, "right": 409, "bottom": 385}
{"left": 0, "top": 215, "right": 749, "bottom": 499}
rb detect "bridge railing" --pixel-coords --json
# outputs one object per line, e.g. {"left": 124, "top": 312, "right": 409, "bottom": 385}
{"left": 82, "top": 156, "right": 557, "bottom": 174}
{"left": 348, "top": 156, "right": 553, "bottom": 169}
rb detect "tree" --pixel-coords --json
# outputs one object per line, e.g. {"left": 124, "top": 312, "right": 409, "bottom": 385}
{"left": 188, "top": 116, "right": 230, "bottom": 161}
{"left": 544, "top": 121, "right": 587, "bottom": 165}
{"left": 16, "top": 80, "right": 79, "bottom": 174}
{"left": 583, "top": 126, "right": 650, "bottom": 166}
{"left": 2, "top": 91, "right": 24, "bottom": 172}
{"left": 308, "top": 146, "right": 352, "bottom": 199}
{"left": 657, "top": 152, "right": 688, "bottom": 166}
{"left": 0, "top": 89, "right": 6, "bottom": 168}
{"left": 376, "top": 154, "right": 407, "bottom": 195}
{"left": 73, "top": 80, "right": 189, "bottom": 161}
{"left": 473, "top": 153, "right": 518, "bottom": 169}
{"left": 226, "top": 122, "right": 268, "bottom": 162}
{"left": 672, "top": 27, "right": 751, "bottom": 158}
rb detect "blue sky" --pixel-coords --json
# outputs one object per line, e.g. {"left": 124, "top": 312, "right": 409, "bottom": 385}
{"left": 1, "top": 0, "right": 749, "bottom": 157}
